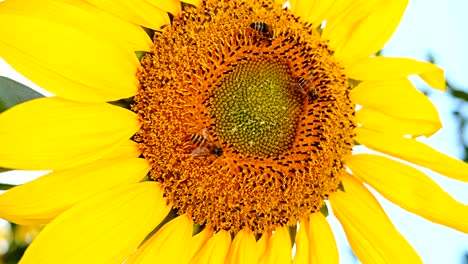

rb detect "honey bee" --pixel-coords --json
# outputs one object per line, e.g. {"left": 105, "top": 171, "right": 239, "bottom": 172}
{"left": 296, "top": 74, "right": 318, "bottom": 102}
{"left": 249, "top": 22, "right": 275, "bottom": 40}
{"left": 190, "top": 128, "right": 223, "bottom": 157}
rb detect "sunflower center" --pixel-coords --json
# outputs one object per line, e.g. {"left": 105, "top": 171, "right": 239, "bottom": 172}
{"left": 210, "top": 58, "right": 303, "bottom": 157}
{"left": 134, "top": 0, "right": 356, "bottom": 234}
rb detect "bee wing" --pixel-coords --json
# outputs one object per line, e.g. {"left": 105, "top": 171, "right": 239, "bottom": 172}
{"left": 191, "top": 147, "right": 210, "bottom": 157}
{"left": 296, "top": 83, "right": 306, "bottom": 95}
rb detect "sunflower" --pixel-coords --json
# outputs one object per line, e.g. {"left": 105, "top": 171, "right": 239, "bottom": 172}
{"left": 0, "top": 0, "right": 467, "bottom": 263}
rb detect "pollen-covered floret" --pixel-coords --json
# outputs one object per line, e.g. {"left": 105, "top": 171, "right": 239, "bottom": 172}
{"left": 133, "top": 0, "right": 355, "bottom": 234}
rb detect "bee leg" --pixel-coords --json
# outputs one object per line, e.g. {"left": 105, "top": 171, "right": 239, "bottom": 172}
{"left": 202, "top": 128, "right": 209, "bottom": 139}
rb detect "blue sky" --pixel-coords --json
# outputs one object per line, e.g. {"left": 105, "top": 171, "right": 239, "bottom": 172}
{"left": 0, "top": 0, "right": 467, "bottom": 263}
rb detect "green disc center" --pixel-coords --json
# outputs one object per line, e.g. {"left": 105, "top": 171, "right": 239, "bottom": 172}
{"left": 209, "top": 58, "right": 304, "bottom": 157}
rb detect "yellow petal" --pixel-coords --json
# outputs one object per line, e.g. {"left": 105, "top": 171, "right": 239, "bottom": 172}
{"left": 288, "top": 0, "right": 297, "bottom": 9}
{"left": 347, "top": 57, "right": 446, "bottom": 91}
{"left": 1, "top": 0, "right": 151, "bottom": 51}
{"left": 275, "top": 0, "right": 286, "bottom": 6}
{"left": 258, "top": 226, "right": 291, "bottom": 264}
{"left": 190, "top": 228, "right": 214, "bottom": 261}
{"left": 292, "top": 221, "right": 309, "bottom": 264}
{"left": 348, "top": 154, "right": 468, "bottom": 233}
{"left": 83, "top": 0, "right": 170, "bottom": 29}
{"left": 356, "top": 108, "right": 441, "bottom": 137}
{"left": 329, "top": 174, "right": 422, "bottom": 263}
{"left": 308, "top": 213, "right": 339, "bottom": 263}
{"left": 97, "top": 140, "right": 142, "bottom": 160}
{"left": 226, "top": 229, "right": 258, "bottom": 264}
{"left": 256, "top": 232, "right": 271, "bottom": 262}
{"left": 325, "top": 0, "right": 408, "bottom": 65}
{"left": 291, "top": 0, "right": 334, "bottom": 26}
{"left": 320, "top": 0, "right": 380, "bottom": 25}
{"left": 0, "top": 10, "right": 142, "bottom": 102}
{"left": 289, "top": 0, "right": 313, "bottom": 18}
{"left": 351, "top": 79, "right": 441, "bottom": 136}
{"left": 0, "top": 158, "right": 149, "bottom": 225}
{"left": 147, "top": 0, "right": 181, "bottom": 15}
{"left": 355, "top": 127, "right": 468, "bottom": 182}
{"left": 19, "top": 182, "right": 170, "bottom": 264}
{"left": 312, "top": 0, "right": 356, "bottom": 21}
{"left": 181, "top": 0, "right": 202, "bottom": 6}
{"left": 126, "top": 215, "right": 194, "bottom": 264}
{"left": 189, "top": 230, "right": 231, "bottom": 264}
{"left": 322, "top": 0, "right": 381, "bottom": 58}
{"left": 0, "top": 97, "right": 140, "bottom": 170}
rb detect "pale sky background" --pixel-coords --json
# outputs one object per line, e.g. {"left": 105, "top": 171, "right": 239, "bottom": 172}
{"left": 0, "top": 0, "right": 467, "bottom": 263}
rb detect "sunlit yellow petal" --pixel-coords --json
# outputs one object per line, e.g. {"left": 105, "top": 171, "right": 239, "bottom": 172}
{"left": 322, "top": 0, "right": 381, "bottom": 58}
{"left": 256, "top": 232, "right": 271, "bottom": 262}
{"left": 0, "top": 158, "right": 149, "bottom": 225}
{"left": 327, "top": 0, "right": 408, "bottom": 65}
{"left": 294, "top": 0, "right": 340, "bottom": 26}
{"left": 291, "top": 216, "right": 338, "bottom": 264}
{"left": 0, "top": 97, "right": 140, "bottom": 170}
{"left": 308, "top": 213, "right": 339, "bottom": 263}
{"left": 83, "top": 0, "right": 170, "bottom": 29}
{"left": 347, "top": 57, "right": 445, "bottom": 91}
{"left": 329, "top": 174, "right": 422, "bottom": 263}
{"left": 322, "top": 0, "right": 380, "bottom": 23}
{"left": 292, "top": 221, "right": 309, "bottom": 264}
{"left": 321, "top": 0, "right": 384, "bottom": 24}
{"left": 19, "top": 182, "right": 169, "bottom": 264}
{"left": 190, "top": 228, "right": 214, "bottom": 261}
{"left": 356, "top": 127, "right": 468, "bottom": 182}
{"left": 126, "top": 215, "right": 193, "bottom": 264}
{"left": 0, "top": 11, "right": 141, "bottom": 102}
{"left": 226, "top": 229, "right": 258, "bottom": 264}
{"left": 356, "top": 108, "right": 440, "bottom": 137}
{"left": 147, "top": 0, "right": 181, "bottom": 15}
{"left": 97, "top": 140, "right": 142, "bottom": 160}
{"left": 351, "top": 79, "right": 441, "bottom": 136}
{"left": 189, "top": 230, "right": 231, "bottom": 264}
{"left": 181, "top": 0, "right": 202, "bottom": 6}
{"left": 275, "top": 0, "right": 286, "bottom": 6}
{"left": 1, "top": 0, "right": 151, "bottom": 51}
{"left": 288, "top": 0, "right": 297, "bottom": 9}
{"left": 258, "top": 226, "right": 291, "bottom": 264}
{"left": 348, "top": 154, "right": 468, "bottom": 233}
{"left": 289, "top": 0, "right": 316, "bottom": 23}
{"left": 303, "top": 0, "right": 336, "bottom": 26}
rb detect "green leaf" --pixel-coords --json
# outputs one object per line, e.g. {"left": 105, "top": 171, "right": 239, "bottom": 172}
{"left": 319, "top": 203, "right": 329, "bottom": 217}
{"left": 0, "top": 76, "right": 44, "bottom": 113}
{"left": 192, "top": 224, "right": 204, "bottom": 236}
{"left": 135, "top": 51, "right": 146, "bottom": 60}
{"left": 0, "top": 167, "right": 12, "bottom": 173}
{"left": 338, "top": 182, "right": 345, "bottom": 192}
{"left": 348, "top": 78, "right": 362, "bottom": 88}
{"left": 0, "top": 183, "right": 16, "bottom": 191}
{"left": 108, "top": 97, "right": 134, "bottom": 110}
{"left": 448, "top": 84, "right": 468, "bottom": 102}
{"left": 287, "top": 225, "right": 297, "bottom": 247}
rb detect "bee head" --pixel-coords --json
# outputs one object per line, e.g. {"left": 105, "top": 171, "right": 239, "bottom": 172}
{"left": 213, "top": 147, "right": 223, "bottom": 157}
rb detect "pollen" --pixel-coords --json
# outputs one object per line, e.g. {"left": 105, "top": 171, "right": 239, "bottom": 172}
{"left": 133, "top": 0, "right": 355, "bottom": 234}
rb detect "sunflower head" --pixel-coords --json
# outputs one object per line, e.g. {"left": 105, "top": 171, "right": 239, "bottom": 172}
{"left": 2, "top": 0, "right": 465, "bottom": 262}
{"left": 134, "top": 0, "right": 355, "bottom": 234}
